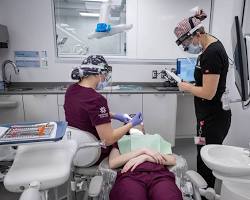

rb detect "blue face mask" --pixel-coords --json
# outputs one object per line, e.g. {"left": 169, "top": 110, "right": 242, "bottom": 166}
{"left": 186, "top": 43, "right": 203, "bottom": 54}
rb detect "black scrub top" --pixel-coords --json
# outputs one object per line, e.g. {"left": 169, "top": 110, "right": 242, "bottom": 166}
{"left": 194, "top": 40, "right": 229, "bottom": 120}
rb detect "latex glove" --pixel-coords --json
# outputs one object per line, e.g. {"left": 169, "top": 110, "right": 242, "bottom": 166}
{"left": 129, "top": 112, "right": 143, "bottom": 127}
{"left": 113, "top": 113, "right": 131, "bottom": 123}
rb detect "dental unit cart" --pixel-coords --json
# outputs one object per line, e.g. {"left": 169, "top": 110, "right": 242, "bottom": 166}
{"left": 0, "top": 121, "right": 66, "bottom": 145}
{"left": 0, "top": 121, "right": 78, "bottom": 200}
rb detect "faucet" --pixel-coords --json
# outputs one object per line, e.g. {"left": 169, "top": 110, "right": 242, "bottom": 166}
{"left": 1, "top": 60, "right": 19, "bottom": 87}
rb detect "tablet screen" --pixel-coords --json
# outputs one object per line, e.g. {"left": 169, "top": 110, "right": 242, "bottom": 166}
{"left": 176, "top": 57, "right": 197, "bottom": 83}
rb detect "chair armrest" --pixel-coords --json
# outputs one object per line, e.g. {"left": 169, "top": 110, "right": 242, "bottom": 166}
{"left": 88, "top": 176, "right": 103, "bottom": 197}
{"left": 186, "top": 170, "right": 208, "bottom": 189}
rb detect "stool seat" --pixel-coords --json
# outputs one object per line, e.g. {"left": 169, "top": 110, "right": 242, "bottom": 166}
{"left": 4, "top": 140, "right": 77, "bottom": 192}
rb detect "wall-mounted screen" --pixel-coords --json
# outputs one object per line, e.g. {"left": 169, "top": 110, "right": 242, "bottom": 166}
{"left": 231, "top": 16, "right": 249, "bottom": 101}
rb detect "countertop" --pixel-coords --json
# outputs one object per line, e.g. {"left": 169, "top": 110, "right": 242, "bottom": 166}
{"left": 0, "top": 82, "right": 188, "bottom": 95}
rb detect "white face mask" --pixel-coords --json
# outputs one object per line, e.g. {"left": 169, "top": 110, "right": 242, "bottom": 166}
{"left": 186, "top": 43, "right": 203, "bottom": 54}
{"left": 96, "top": 76, "right": 108, "bottom": 90}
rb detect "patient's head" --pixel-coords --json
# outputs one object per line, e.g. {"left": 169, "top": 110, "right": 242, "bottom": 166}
{"left": 129, "top": 127, "right": 144, "bottom": 135}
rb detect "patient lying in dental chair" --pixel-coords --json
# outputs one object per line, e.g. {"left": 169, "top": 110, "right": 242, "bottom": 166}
{"left": 108, "top": 128, "right": 183, "bottom": 200}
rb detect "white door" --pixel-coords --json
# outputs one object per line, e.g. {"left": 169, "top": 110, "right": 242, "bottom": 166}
{"left": 143, "top": 94, "right": 177, "bottom": 146}
{"left": 23, "top": 94, "right": 58, "bottom": 122}
{"left": 0, "top": 95, "right": 25, "bottom": 124}
{"left": 107, "top": 94, "right": 143, "bottom": 129}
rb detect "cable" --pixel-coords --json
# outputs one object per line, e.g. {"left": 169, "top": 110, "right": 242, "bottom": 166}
{"left": 228, "top": 56, "right": 234, "bottom": 65}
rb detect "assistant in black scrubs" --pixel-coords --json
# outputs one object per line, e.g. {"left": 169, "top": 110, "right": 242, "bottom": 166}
{"left": 174, "top": 9, "right": 231, "bottom": 188}
{"left": 194, "top": 42, "right": 231, "bottom": 187}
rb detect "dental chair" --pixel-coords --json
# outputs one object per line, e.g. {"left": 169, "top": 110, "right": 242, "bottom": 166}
{"left": 67, "top": 127, "right": 197, "bottom": 200}
{"left": 0, "top": 146, "right": 16, "bottom": 181}
{"left": 3, "top": 139, "right": 78, "bottom": 200}
{"left": 3, "top": 125, "right": 217, "bottom": 200}
{"left": 67, "top": 126, "right": 105, "bottom": 200}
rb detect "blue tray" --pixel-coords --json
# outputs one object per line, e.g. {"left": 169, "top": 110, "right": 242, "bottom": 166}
{"left": 0, "top": 121, "right": 67, "bottom": 146}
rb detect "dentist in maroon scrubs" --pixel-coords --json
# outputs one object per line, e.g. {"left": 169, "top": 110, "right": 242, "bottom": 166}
{"left": 64, "top": 55, "right": 143, "bottom": 164}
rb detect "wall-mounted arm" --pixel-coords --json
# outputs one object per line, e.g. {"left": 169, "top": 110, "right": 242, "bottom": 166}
{"left": 88, "top": 0, "right": 133, "bottom": 39}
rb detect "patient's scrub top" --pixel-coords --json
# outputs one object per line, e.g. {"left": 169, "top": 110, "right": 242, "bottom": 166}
{"left": 64, "top": 83, "right": 111, "bottom": 163}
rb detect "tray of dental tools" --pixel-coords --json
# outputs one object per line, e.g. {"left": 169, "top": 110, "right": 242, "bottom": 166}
{"left": 0, "top": 121, "right": 67, "bottom": 146}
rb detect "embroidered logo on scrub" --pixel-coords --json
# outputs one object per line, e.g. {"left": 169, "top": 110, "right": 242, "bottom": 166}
{"left": 100, "top": 106, "right": 107, "bottom": 113}
{"left": 98, "top": 106, "right": 109, "bottom": 118}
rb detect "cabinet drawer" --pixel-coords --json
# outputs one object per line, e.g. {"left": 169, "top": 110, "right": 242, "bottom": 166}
{"left": 23, "top": 94, "right": 58, "bottom": 122}
{"left": 0, "top": 95, "right": 25, "bottom": 124}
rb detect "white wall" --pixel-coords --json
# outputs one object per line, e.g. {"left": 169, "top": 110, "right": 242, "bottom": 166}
{"left": 0, "top": 0, "right": 171, "bottom": 83}
{"left": 211, "top": 0, "right": 250, "bottom": 148}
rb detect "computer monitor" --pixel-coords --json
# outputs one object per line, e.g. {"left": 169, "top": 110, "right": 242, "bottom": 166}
{"left": 176, "top": 57, "right": 197, "bottom": 83}
{"left": 231, "top": 16, "right": 249, "bottom": 101}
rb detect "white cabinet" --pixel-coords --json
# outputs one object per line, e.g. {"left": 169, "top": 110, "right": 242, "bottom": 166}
{"left": 23, "top": 94, "right": 58, "bottom": 122}
{"left": 176, "top": 95, "right": 196, "bottom": 138}
{"left": 0, "top": 95, "right": 25, "bottom": 124}
{"left": 57, "top": 94, "right": 65, "bottom": 121}
{"left": 107, "top": 94, "right": 143, "bottom": 128}
{"left": 143, "top": 94, "right": 177, "bottom": 146}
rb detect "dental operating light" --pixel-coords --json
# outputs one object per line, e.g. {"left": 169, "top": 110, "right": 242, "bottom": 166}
{"left": 88, "top": 0, "right": 133, "bottom": 39}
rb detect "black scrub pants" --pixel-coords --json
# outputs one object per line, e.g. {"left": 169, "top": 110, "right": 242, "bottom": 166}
{"left": 196, "top": 110, "right": 231, "bottom": 188}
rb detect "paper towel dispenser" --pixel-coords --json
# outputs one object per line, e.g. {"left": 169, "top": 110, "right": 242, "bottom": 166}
{"left": 0, "top": 24, "right": 9, "bottom": 48}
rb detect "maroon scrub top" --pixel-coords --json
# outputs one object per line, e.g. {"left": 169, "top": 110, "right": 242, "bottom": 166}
{"left": 64, "top": 83, "right": 112, "bottom": 163}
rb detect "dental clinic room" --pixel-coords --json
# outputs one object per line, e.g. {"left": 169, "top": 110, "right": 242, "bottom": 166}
{"left": 1, "top": 0, "right": 250, "bottom": 200}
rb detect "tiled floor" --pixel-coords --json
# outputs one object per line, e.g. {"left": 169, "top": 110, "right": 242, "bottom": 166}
{"left": 0, "top": 138, "right": 197, "bottom": 200}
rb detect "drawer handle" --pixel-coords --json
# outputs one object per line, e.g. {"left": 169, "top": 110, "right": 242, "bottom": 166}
{"left": 154, "top": 94, "right": 166, "bottom": 97}
{"left": 119, "top": 94, "right": 131, "bottom": 96}
{"left": 0, "top": 101, "right": 18, "bottom": 108}
{"left": 33, "top": 94, "right": 48, "bottom": 97}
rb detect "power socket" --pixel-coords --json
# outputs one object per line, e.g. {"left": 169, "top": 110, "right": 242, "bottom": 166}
{"left": 160, "top": 70, "right": 167, "bottom": 79}
{"left": 152, "top": 70, "right": 157, "bottom": 79}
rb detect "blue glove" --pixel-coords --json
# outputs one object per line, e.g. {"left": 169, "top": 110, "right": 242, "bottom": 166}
{"left": 129, "top": 112, "right": 143, "bottom": 127}
{"left": 113, "top": 113, "right": 131, "bottom": 123}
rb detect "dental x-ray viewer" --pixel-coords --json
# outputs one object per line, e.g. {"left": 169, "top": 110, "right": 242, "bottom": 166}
{"left": 64, "top": 55, "right": 143, "bottom": 164}
{"left": 174, "top": 9, "right": 231, "bottom": 189}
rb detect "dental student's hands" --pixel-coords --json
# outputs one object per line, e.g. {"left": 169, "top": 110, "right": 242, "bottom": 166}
{"left": 113, "top": 113, "right": 131, "bottom": 123}
{"left": 121, "top": 154, "right": 148, "bottom": 173}
{"left": 129, "top": 112, "right": 143, "bottom": 127}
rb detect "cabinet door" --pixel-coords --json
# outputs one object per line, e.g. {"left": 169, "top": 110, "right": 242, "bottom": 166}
{"left": 0, "top": 95, "right": 25, "bottom": 124}
{"left": 143, "top": 94, "right": 177, "bottom": 146}
{"left": 57, "top": 94, "right": 65, "bottom": 121}
{"left": 107, "top": 94, "right": 143, "bottom": 128}
{"left": 23, "top": 95, "right": 58, "bottom": 122}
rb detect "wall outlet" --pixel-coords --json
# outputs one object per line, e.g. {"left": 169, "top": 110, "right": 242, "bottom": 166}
{"left": 161, "top": 70, "right": 166, "bottom": 79}
{"left": 152, "top": 70, "right": 158, "bottom": 79}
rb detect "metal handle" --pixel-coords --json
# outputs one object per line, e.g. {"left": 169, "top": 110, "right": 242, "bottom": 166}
{"left": 154, "top": 94, "right": 166, "bottom": 97}
{"left": 119, "top": 94, "right": 131, "bottom": 96}
{"left": 0, "top": 101, "right": 18, "bottom": 108}
{"left": 32, "top": 94, "right": 47, "bottom": 97}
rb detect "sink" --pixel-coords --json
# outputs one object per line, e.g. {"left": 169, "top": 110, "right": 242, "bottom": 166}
{"left": 7, "top": 87, "right": 33, "bottom": 91}
{"left": 103, "top": 85, "right": 142, "bottom": 91}
{"left": 201, "top": 145, "right": 250, "bottom": 179}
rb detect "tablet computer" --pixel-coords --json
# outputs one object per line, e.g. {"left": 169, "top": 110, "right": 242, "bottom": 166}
{"left": 176, "top": 57, "right": 197, "bottom": 83}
